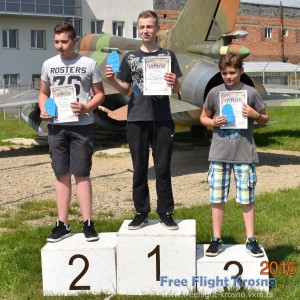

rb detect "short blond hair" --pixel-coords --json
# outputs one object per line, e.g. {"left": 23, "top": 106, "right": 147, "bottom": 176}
{"left": 138, "top": 10, "right": 159, "bottom": 26}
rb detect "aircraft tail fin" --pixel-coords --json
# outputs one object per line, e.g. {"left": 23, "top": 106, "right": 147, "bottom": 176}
{"left": 158, "top": 0, "right": 241, "bottom": 53}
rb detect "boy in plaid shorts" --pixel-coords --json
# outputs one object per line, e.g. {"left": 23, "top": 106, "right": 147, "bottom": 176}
{"left": 200, "top": 52, "right": 269, "bottom": 257}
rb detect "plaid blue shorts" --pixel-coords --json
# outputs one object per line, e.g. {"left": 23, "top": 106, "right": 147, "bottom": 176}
{"left": 207, "top": 162, "right": 257, "bottom": 204}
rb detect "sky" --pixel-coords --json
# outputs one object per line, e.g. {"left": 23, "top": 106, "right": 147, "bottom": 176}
{"left": 241, "top": 0, "right": 300, "bottom": 8}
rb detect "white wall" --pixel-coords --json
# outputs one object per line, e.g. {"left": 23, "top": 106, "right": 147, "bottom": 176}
{"left": 82, "top": 0, "right": 153, "bottom": 37}
{"left": 0, "top": 16, "right": 62, "bottom": 86}
{"left": 0, "top": 0, "right": 153, "bottom": 86}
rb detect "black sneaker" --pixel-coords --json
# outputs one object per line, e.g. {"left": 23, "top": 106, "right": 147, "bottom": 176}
{"left": 83, "top": 219, "right": 99, "bottom": 242}
{"left": 246, "top": 237, "right": 264, "bottom": 257}
{"left": 159, "top": 213, "right": 179, "bottom": 230}
{"left": 205, "top": 237, "right": 223, "bottom": 257}
{"left": 47, "top": 220, "right": 71, "bottom": 243}
{"left": 128, "top": 213, "right": 148, "bottom": 230}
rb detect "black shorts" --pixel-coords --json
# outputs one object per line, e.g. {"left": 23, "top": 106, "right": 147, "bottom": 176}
{"left": 48, "top": 124, "right": 94, "bottom": 177}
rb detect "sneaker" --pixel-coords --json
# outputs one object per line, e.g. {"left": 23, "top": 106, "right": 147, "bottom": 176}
{"left": 47, "top": 220, "right": 71, "bottom": 242}
{"left": 246, "top": 237, "right": 264, "bottom": 257}
{"left": 83, "top": 219, "right": 99, "bottom": 242}
{"left": 159, "top": 213, "right": 179, "bottom": 230}
{"left": 128, "top": 213, "right": 148, "bottom": 230}
{"left": 205, "top": 237, "right": 223, "bottom": 257}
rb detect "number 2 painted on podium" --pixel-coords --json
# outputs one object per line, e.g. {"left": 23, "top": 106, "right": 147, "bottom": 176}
{"left": 69, "top": 254, "right": 90, "bottom": 290}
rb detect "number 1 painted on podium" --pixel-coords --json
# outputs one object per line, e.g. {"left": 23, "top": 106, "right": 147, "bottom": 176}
{"left": 148, "top": 245, "right": 160, "bottom": 281}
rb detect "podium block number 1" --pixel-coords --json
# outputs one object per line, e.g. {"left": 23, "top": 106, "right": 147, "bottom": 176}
{"left": 69, "top": 254, "right": 90, "bottom": 291}
{"left": 148, "top": 245, "right": 160, "bottom": 281}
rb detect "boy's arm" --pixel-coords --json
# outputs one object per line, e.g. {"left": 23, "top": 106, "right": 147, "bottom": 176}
{"left": 242, "top": 104, "right": 269, "bottom": 124}
{"left": 71, "top": 81, "right": 105, "bottom": 116}
{"left": 105, "top": 65, "right": 131, "bottom": 96}
{"left": 200, "top": 107, "right": 226, "bottom": 127}
{"left": 38, "top": 80, "right": 52, "bottom": 120}
{"left": 164, "top": 72, "right": 181, "bottom": 93}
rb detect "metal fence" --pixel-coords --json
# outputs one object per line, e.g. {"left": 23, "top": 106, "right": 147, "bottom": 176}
{"left": 0, "top": 106, "right": 22, "bottom": 120}
{"left": 248, "top": 72, "right": 300, "bottom": 86}
{"left": 0, "top": 83, "right": 33, "bottom": 95}
{"left": 244, "top": 62, "right": 300, "bottom": 86}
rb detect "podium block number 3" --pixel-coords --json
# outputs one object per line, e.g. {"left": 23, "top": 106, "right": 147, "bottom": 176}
{"left": 69, "top": 254, "right": 90, "bottom": 291}
{"left": 224, "top": 260, "right": 244, "bottom": 291}
{"left": 148, "top": 245, "right": 160, "bottom": 281}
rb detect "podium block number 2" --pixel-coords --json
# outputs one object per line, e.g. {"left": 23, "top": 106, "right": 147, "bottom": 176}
{"left": 148, "top": 245, "right": 160, "bottom": 281}
{"left": 69, "top": 254, "right": 90, "bottom": 291}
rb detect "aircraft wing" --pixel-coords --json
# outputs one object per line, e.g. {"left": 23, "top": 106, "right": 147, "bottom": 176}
{"left": 0, "top": 89, "right": 38, "bottom": 108}
{"left": 0, "top": 80, "right": 119, "bottom": 109}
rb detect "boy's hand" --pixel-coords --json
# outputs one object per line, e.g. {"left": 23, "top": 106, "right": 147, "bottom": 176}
{"left": 40, "top": 111, "right": 52, "bottom": 121}
{"left": 71, "top": 102, "right": 87, "bottom": 115}
{"left": 213, "top": 115, "right": 227, "bottom": 127}
{"left": 164, "top": 72, "right": 177, "bottom": 86}
{"left": 242, "top": 103, "right": 256, "bottom": 119}
{"left": 105, "top": 65, "right": 115, "bottom": 82}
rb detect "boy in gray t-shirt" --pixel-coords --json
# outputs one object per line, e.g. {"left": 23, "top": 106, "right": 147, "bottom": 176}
{"left": 39, "top": 22, "right": 105, "bottom": 243}
{"left": 200, "top": 52, "right": 269, "bottom": 257}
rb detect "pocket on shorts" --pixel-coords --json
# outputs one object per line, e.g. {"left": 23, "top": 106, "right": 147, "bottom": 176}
{"left": 207, "top": 163, "right": 214, "bottom": 187}
{"left": 248, "top": 165, "right": 257, "bottom": 188}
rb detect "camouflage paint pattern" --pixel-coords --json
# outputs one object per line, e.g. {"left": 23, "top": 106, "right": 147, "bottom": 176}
{"left": 18, "top": 0, "right": 257, "bottom": 134}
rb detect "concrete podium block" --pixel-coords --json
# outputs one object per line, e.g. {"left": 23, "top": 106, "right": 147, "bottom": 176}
{"left": 196, "top": 244, "right": 269, "bottom": 294}
{"left": 117, "top": 219, "right": 196, "bottom": 295}
{"left": 41, "top": 232, "right": 117, "bottom": 296}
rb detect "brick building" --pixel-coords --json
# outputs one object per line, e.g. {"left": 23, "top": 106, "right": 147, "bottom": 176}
{"left": 154, "top": 0, "right": 300, "bottom": 64}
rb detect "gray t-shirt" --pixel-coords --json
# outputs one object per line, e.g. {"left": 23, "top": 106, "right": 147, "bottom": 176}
{"left": 203, "top": 83, "right": 265, "bottom": 163}
{"left": 117, "top": 48, "right": 182, "bottom": 121}
{"left": 41, "top": 54, "right": 102, "bottom": 125}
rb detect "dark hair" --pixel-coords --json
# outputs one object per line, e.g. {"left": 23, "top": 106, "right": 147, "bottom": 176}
{"left": 54, "top": 22, "right": 76, "bottom": 40}
{"left": 218, "top": 52, "right": 243, "bottom": 71}
{"left": 138, "top": 10, "right": 159, "bottom": 26}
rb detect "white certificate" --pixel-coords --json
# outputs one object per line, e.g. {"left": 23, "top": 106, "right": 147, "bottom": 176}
{"left": 51, "top": 85, "right": 78, "bottom": 123}
{"left": 143, "top": 56, "right": 171, "bottom": 96}
{"left": 219, "top": 90, "right": 248, "bottom": 129}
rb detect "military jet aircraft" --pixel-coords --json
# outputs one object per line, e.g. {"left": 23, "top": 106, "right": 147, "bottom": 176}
{"left": 1, "top": 0, "right": 261, "bottom": 136}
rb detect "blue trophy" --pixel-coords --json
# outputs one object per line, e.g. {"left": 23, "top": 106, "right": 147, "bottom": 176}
{"left": 44, "top": 97, "right": 57, "bottom": 117}
{"left": 107, "top": 51, "right": 120, "bottom": 72}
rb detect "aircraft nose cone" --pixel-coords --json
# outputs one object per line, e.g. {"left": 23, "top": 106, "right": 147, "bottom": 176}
{"left": 238, "top": 46, "right": 250, "bottom": 59}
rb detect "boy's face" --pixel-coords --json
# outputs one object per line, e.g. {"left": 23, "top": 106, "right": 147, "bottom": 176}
{"left": 221, "top": 66, "right": 244, "bottom": 89}
{"left": 138, "top": 17, "right": 159, "bottom": 44}
{"left": 54, "top": 32, "right": 77, "bottom": 60}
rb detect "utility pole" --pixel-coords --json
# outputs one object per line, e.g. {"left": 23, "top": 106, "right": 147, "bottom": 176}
{"left": 280, "top": 0, "right": 284, "bottom": 62}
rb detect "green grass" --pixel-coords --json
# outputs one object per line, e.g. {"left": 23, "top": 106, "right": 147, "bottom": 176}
{"left": 0, "top": 106, "right": 300, "bottom": 299}
{"left": 0, "top": 112, "right": 37, "bottom": 144}
{"left": 254, "top": 107, "right": 300, "bottom": 151}
{"left": 0, "top": 187, "right": 299, "bottom": 299}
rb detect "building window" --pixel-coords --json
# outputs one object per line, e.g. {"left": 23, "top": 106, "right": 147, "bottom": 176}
{"left": 264, "top": 28, "right": 272, "bottom": 39}
{"left": 113, "top": 21, "right": 124, "bottom": 37}
{"left": 66, "top": 18, "right": 82, "bottom": 37}
{"left": 133, "top": 22, "right": 138, "bottom": 39}
{"left": 283, "top": 28, "right": 288, "bottom": 37}
{"left": 2, "top": 29, "right": 18, "bottom": 48}
{"left": 31, "top": 30, "right": 46, "bottom": 49}
{"left": 3, "top": 74, "right": 19, "bottom": 86}
{"left": 0, "top": 0, "right": 82, "bottom": 17}
{"left": 91, "top": 20, "right": 103, "bottom": 34}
